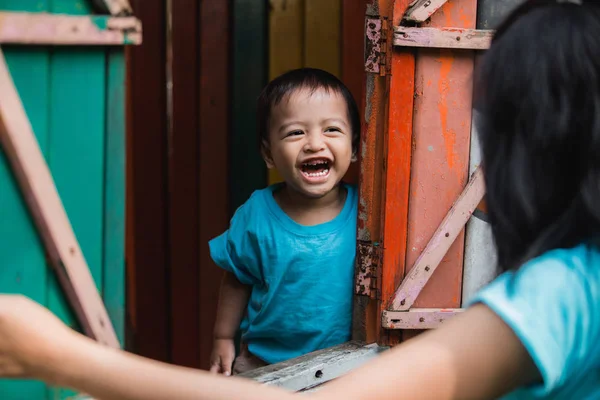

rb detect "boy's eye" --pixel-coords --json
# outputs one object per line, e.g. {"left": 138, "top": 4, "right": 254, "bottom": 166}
{"left": 325, "top": 127, "right": 342, "bottom": 133}
{"left": 287, "top": 130, "right": 304, "bottom": 137}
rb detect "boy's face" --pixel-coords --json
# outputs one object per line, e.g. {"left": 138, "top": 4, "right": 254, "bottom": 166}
{"left": 263, "top": 88, "right": 354, "bottom": 199}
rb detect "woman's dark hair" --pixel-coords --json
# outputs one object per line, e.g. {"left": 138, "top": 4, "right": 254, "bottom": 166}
{"left": 257, "top": 68, "right": 361, "bottom": 155}
{"left": 475, "top": 0, "right": 600, "bottom": 270}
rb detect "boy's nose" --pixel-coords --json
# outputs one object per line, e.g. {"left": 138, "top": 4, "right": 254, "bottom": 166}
{"left": 304, "top": 133, "right": 326, "bottom": 152}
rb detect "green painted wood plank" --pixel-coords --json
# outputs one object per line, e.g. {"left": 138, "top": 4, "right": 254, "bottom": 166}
{"left": 46, "top": 48, "right": 106, "bottom": 399}
{"left": 103, "top": 48, "right": 126, "bottom": 347}
{"left": 0, "top": 0, "right": 94, "bottom": 12}
{"left": 0, "top": 47, "right": 51, "bottom": 400}
{"left": 0, "top": 0, "right": 46, "bottom": 11}
{"left": 51, "top": 0, "right": 94, "bottom": 14}
{"left": 231, "top": 0, "right": 268, "bottom": 212}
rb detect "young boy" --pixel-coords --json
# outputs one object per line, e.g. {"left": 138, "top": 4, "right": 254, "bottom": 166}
{"left": 208, "top": 68, "right": 361, "bottom": 376}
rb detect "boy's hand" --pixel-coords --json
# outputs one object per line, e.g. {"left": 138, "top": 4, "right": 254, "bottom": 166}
{"left": 209, "top": 338, "right": 235, "bottom": 376}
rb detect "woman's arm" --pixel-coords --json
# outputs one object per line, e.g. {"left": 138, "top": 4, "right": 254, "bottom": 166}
{"left": 312, "top": 304, "right": 540, "bottom": 400}
{"left": 0, "top": 295, "right": 539, "bottom": 400}
{"left": 0, "top": 295, "right": 292, "bottom": 400}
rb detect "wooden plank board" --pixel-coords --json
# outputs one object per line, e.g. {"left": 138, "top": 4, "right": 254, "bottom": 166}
{"left": 268, "top": 0, "right": 303, "bottom": 185}
{"left": 0, "top": 12, "right": 142, "bottom": 45}
{"left": 0, "top": 44, "right": 51, "bottom": 400}
{"left": 46, "top": 45, "right": 109, "bottom": 399}
{"left": 403, "top": 0, "right": 450, "bottom": 22}
{"left": 198, "top": 0, "right": 231, "bottom": 371}
{"left": 403, "top": 0, "right": 476, "bottom": 316}
{"left": 240, "top": 341, "right": 386, "bottom": 392}
{"left": 231, "top": 0, "right": 267, "bottom": 212}
{"left": 382, "top": 308, "right": 463, "bottom": 329}
{"left": 0, "top": 48, "right": 118, "bottom": 347}
{"left": 104, "top": 48, "right": 127, "bottom": 346}
{"left": 304, "top": 0, "right": 341, "bottom": 77}
{"left": 394, "top": 27, "right": 492, "bottom": 50}
{"left": 378, "top": 0, "right": 416, "bottom": 346}
{"left": 340, "top": 0, "right": 366, "bottom": 185}
{"left": 126, "top": 0, "right": 170, "bottom": 363}
{"left": 390, "top": 168, "right": 485, "bottom": 310}
{"left": 462, "top": 117, "right": 498, "bottom": 304}
{"left": 169, "top": 0, "right": 200, "bottom": 369}
{"left": 352, "top": 0, "right": 389, "bottom": 344}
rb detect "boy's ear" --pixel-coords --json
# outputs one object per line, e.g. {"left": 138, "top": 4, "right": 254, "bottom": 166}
{"left": 261, "top": 141, "right": 275, "bottom": 169}
{"left": 351, "top": 150, "right": 358, "bottom": 163}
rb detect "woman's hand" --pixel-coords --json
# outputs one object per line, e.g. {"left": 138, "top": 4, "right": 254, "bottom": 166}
{"left": 0, "top": 294, "right": 74, "bottom": 382}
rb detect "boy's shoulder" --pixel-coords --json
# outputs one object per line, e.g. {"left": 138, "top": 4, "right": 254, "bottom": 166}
{"left": 228, "top": 185, "right": 277, "bottom": 225}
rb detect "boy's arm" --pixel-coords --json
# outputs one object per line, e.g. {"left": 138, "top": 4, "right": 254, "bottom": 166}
{"left": 210, "top": 271, "right": 251, "bottom": 375}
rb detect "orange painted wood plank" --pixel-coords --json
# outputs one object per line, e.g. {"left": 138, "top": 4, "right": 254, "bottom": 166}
{"left": 352, "top": 0, "right": 394, "bottom": 344}
{"left": 404, "top": 0, "right": 477, "bottom": 310}
{"left": 378, "top": 0, "right": 416, "bottom": 346}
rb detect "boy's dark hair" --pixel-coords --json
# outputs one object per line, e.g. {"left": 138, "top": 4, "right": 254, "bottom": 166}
{"left": 257, "top": 68, "right": 360, "bottom": 155}
{"left": 475, "top": 0, "right": 600, "bottom": 271}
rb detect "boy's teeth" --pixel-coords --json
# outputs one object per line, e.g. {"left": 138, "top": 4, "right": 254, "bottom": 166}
{"left": 305, "top": 169, "right": 329, "bottom": 177}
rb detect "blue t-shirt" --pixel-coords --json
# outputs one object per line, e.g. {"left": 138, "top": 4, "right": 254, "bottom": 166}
{"left": 470, "top": 244, "right": 600, "bottom": 399}
{"left": 209, "top": 183, "right": 357, "bottom": 364}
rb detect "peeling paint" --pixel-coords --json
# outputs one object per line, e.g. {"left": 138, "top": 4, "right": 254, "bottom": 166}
{"left": 437, "top": 55, "right": 457, "bottom": 169}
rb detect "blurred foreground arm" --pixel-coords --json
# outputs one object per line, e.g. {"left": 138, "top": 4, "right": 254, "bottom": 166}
{"left": 0, "top": 295, "right": 537, "bottom": 400}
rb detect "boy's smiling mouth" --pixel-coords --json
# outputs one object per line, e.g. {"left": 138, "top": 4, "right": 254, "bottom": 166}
{"left": 299, "top": 158, "right": 332, "bottom": 182}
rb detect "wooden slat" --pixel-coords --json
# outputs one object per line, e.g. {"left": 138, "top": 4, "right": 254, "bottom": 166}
{"left": 231, "top": 0, "right": 268, "bottom": 212}
{"left": 103, "top": 48, "right": 127, "bottom": 346}
{"left": 340, "top": 0, "right": 367, "bottom": 185}
{"left": 198, "top": 0, "right": 231, "bottom": 372}
{"left": 352, "top": 0, "right": 391, "bottom": 344}
{"left": 403, "top": 0, "right": 450, "bottom": 22}
{"left": 240, "top": 342, "right": 386, "bottom": 392}
{"left": 0, "top": 12, "right": 141, "bottom": 45}
{"left": 169, "top": 0, "right": 200, "bottom": 369}
{"left": 0, "top": 48, "right": 119, "bottom": 348}
{"left": 304, "top": 0, "right": 341, "bottom": 77}
{"left": 390, "top": 168, "right": 485, "bottom": 310}
{"left": 127, "top": 0, "right": 170, "bottom": 363}
{"left": 382, "top": 308, "right": 463, "bottom": 329}
{"left": 463, "top": 118, "right": 498, "bottom": 304}
{"left": 268, "top": 0, "right": 304, "bottom": 185}
{"left": 401, "top": 0, "right": 477, "bottom": 340}
{"left": 92, "top": 0, "right": 133, "bottom": 16}
{"left": 394, "top": 27, "right": 492, "bottom": 50}
{"left": 377, "top": 0, "right": 416, "bottom": 346}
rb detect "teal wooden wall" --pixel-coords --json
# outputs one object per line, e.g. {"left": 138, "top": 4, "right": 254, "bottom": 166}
{"left": 0, "top": 1, "right": 126, "bottom": 398}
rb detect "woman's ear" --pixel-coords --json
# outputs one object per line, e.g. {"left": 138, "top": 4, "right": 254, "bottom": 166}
{"left": 261, "top": 141, "right": 275, "bottom": 169}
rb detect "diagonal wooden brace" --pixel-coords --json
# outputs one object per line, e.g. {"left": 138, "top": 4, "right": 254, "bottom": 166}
{"left": 0, "top": 48, "right": 119, "bottom": 348}
{"left": 389, "top": 167, "right": 486, "bottom": 311}
{"left": 403, "top": 0, "right": 450, "bottom": 23}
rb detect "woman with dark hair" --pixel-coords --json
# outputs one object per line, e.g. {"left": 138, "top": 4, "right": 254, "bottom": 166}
{"left": 0, "top": 1, "right": 598, "bottom": 398}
